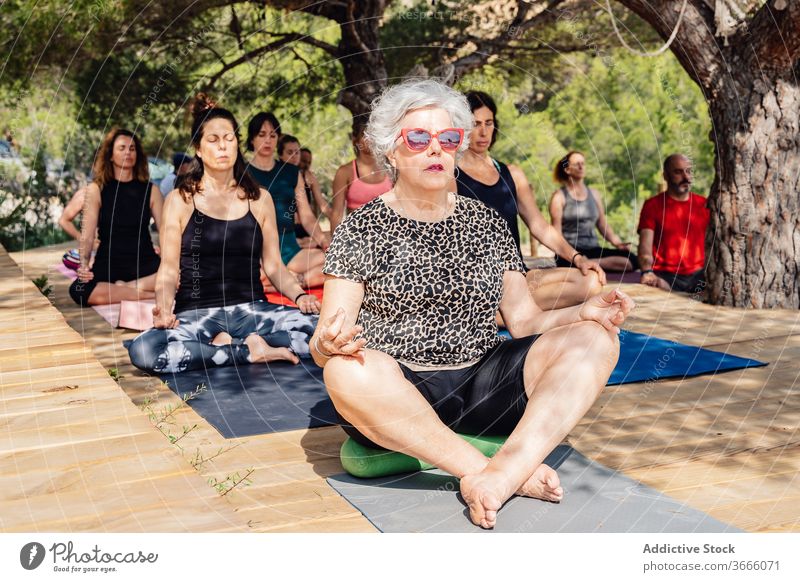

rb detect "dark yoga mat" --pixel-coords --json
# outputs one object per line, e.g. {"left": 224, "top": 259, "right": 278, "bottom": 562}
{"left": 609, "top": 330, "right": 765, "bottom": 385}
{"left": 160, "top": 361, "right": 337, "bottom": 438}
{"left": 159, "top": 331, "right": 765, "bottom": 439}
{"left": 327, "top": 445, "right": 740, "bottom": 533}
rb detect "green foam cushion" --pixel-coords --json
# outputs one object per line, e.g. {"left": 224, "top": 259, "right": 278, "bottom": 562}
{"left": 340, "top": 434, "right": 508, "bottom": 478}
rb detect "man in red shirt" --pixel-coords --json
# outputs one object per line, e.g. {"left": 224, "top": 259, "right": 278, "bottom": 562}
{"left": 637, "top": 154, "right": 710, "bottom": 294}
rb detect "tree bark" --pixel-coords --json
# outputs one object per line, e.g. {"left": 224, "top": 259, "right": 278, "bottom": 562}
{"left": 707, "top": 75, "right": 800, "bottom": 307}
{"left": 619, "top": 0, "right": 800, "bottom": 307}
{"left": 335, "top": 1, "right": 389, "bottom": 132}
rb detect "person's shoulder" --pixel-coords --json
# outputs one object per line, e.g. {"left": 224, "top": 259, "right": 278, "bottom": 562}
{"left": 505, "top": 162, "right": 530, "bottom": 184}
{"left": 644, "top": 191, "right": 668, "bottom": 206}
{"left": 335, "top": 159, "right": 354, "bottom": 175}
{"left": 689, "top": 191, "right": 708, "bottom": 202}
{"left": 458, "top": 194, "right": 504, "bottom": 223}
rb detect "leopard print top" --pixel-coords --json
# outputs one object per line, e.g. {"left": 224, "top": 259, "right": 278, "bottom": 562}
{"left": 323, "top": 194, "right": 524, "bottom": 367}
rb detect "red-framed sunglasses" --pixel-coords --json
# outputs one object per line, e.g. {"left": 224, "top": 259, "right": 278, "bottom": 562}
{"left": 396, "top": 128, "right": 464, "bottom": 152}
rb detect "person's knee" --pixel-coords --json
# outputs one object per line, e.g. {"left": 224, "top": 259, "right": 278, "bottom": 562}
{"left": 583, "top": 270, "right": 604, "bottom": 297}
{"left": 69, "top": 279, "right": 96, "bottom": 306}
{"left": 323, "top": 350, "right": 399, "bottom": 407}
{"left": 127, "top": 333, "right": 159, "bottom": 373}
{"left": 572, "top": 321, "right": 619, "bottom": 365}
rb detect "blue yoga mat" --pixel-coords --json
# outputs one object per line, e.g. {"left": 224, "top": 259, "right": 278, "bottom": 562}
{"left": 609, "top": 330, "right": 765, "bottom": 385}
{"left": 158, "top": 331, "right": 765, "bottom": 438}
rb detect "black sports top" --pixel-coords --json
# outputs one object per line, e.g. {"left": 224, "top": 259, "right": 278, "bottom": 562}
{"left": 456, "top": 159, "right": 522, "bottom": 253}
{"left": 173, "top": 198, "right": 264, "bottom": 313}
{"left": 92, "top": 179, "right": 160, "bottom": 282}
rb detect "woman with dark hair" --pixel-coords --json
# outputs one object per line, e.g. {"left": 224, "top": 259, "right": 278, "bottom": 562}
{"left": 550, "top": 151, "right": 638, "bottom": 272}
{"left": 454, "top": 91, "right": 605, "bottom": 310}
{"left": 278, "top": 134, "right": 332, "bottom": 249}
{"left": 69, "top": 128, "right": 161, "bottom": 306}
{"left": 246, "top": 113, "right": 330, "bottom": 288}
{"left": 329, "top": 124, "right": 392, "bottom": 233}
{"left": 126, "top": 95, "right": 320, "bottom": 374}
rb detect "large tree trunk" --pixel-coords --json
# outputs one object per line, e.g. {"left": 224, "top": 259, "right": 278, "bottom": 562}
{"left": 335, "top": 1, "right": 388, "bottom": 133}
{"left": 618, "top": 0, "right": 800, "bottom": 308}
{"left": 707, "top": 76, "right": 800, "bottom": 307}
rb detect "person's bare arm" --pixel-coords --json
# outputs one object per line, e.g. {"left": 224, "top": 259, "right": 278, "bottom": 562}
{"left": 256, "top": 189, "right": 320, "bottom": 314}
{"left": 500, "top": 270, "right": 633, "bottom": 337}
{"left": 310, "top": 276, "right": 367, "bottom": 367}
{"left": 592, "top": 189, "right": 628, "bottom": 249}
{"left": 549, "top": 189, "right": 566, "bottom": 234}
{"left": 76, "top": 184, "right": 101, "bottom": 282}
{"left": 295, "top": 173, "right": 330, "bottom": 249}
{"left": 152, "top": 191, "right": 191, "bottom": 328}
{"left": 149, "top": 184, "right": 164, "bottom": 233}
{"left": 59, "top": 187, "right": 86, "bottom": 241}
{"left": 638, "top": 227, "right": 663, "bottom": 286}
{"left": 306, "top": 169, "right": 332, "bottom": 217}
{"left": 329, "top": 163, "right": 352, "bottom": 233}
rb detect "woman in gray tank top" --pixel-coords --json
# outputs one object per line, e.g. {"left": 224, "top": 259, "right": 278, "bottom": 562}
{"left": 549, "top": 151, "right": 638, "bottom": 272}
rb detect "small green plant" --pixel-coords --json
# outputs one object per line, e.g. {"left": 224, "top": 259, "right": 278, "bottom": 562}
{"left": 208, "top": 469, "right": 255, "bottom": 497}
{"left": 189, "top": 442, "right": 242, "bottom": 470}
{"left": 32, "top": 274, "right": 53, "bottom": 299}
{"left": 139, "top": 383, "right": 206, "bottom": 448}
{"left": 107, "top": 367, "right": 122, "bottom": 381}
{"left": 141, "top": 383, "right": 253, "bottom": 498}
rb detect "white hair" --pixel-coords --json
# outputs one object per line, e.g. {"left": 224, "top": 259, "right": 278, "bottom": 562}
{"left": 364, "top": 79, "right": 473, "bottom": 182}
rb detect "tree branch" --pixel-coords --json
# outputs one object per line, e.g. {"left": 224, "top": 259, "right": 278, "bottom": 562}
{"left": 444, "top": 0, "right": 567, "bottom": 79}
{"left": 615, "top": 0, "right": 724, "bottom": 94}
{"left": 262, "top": 0, "right": 348, "bottom": 22}
{"left": 746, "top": 0, "right": 800, "bottom": 71}
{"left": 206, "top": 31, "right": 336, "bottom": 86}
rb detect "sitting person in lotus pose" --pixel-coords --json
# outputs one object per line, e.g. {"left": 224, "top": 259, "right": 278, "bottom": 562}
{"left": 127, "top": 95, "right": 320, "bottom": 374}
{"left": 311, "top": 79, "right": 634, "bottom": 529}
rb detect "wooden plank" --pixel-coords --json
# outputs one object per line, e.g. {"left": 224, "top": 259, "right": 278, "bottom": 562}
{"left": 0, "top": 470, "right": 241, "bottom": 531}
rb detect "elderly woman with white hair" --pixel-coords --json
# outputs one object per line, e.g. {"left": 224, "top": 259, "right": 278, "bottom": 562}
{"left": 311, "top": 79, "right": 634, "bottom": 529}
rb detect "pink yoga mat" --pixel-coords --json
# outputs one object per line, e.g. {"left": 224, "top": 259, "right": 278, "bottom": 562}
{"left": 118, "top": 300, "right": 154, "bottom": 331}
{"left": 52, "top": 263, "right": 153, "bottom": 330}
{"left": 54, "top": 262, "right": 78, "bottom": 280}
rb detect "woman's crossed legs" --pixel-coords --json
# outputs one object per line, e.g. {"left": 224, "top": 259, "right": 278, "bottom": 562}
{"left": 324, "top": 320, "right": 619, "bottom": 529}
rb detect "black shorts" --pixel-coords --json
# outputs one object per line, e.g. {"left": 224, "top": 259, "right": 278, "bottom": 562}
{"left": 555, "top": 246, "right": 639, "bottom": 270}
{"left": 654, "top": 268, "right": 705, "bottom": 294}
{"left": 338, "top": 335, "right": 540, "bottom": 449}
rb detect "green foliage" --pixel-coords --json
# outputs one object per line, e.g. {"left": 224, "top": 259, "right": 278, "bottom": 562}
{"left": 457, "top": 50, "right": 714, "bottom": 245}
{"left": 1, "top": 1, "right": 715, "bottom": 252}
{"left": 32, "top": 274, "right": 53, "bottom": 299}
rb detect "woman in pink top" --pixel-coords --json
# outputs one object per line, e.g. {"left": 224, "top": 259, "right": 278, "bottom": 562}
{"left": 330, "top": 126, "right": 392, "bottom": 232}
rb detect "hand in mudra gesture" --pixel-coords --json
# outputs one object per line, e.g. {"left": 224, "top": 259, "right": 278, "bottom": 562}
{"left": 578, "top": 288, "right": 635, "bottom": 334}
{"left": 152, "top": 305, "right": 178, "bottom": 329}
{"left": 315, "top": 308, "right": 367, "bottom": 360}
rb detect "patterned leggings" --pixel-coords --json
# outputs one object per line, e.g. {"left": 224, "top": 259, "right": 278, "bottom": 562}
{"left": 127, "top": 300, "right": 317, "bottom": 374}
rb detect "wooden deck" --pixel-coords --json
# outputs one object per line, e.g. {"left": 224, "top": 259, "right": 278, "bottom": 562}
{"left": 5, "top": 242, "right": 800, "bottom": 532}
{"left": 0, "top": 245, "right": 248, "bottom": 532}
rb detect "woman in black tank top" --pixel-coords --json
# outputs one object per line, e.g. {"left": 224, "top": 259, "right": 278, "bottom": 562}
{"left": 127, "top": 95, "right": 320, "bottom": 375}
{"left": 455, "top": 91, "right": 606, "bottom": 310}
{"left": 69, "top": 128, "right": 162, "bottom": 306}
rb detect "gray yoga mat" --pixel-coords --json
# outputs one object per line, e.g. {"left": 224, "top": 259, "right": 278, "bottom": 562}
{"left": 326, "top": 445, "right": 739, "bottom": 533}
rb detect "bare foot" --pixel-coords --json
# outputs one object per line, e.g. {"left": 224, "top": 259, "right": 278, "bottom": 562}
{"left": 244, "top": 334, "right": 299, "bottom": 365}
{"left": 516, "top": 464, "right": 563, "bottom": 502}
{"left": 460, "top": 470, "right": 513, "bottom": 529}
{"left": 211, "top": 332, "right": 233, "bottom": 346}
